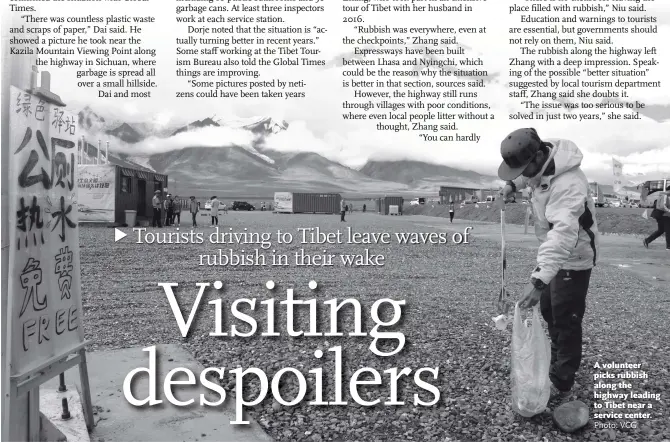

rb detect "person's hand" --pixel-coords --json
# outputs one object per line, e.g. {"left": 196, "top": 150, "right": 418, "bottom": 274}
{"left": 499, "top": 184, "right": 515, "bottom": 203}
{"left": 519, "top": 282, "right": 543, "bottom": 309}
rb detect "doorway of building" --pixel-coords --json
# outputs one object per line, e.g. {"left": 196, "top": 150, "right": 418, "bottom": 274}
{"left": 137, "top": 179, "right": 146, "bottom": 216}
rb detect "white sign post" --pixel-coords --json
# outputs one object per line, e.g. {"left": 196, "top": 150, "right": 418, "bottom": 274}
{"left": 78, "top": 165, "right": 116, "bottom": 223}
{"left": 274, "top": 192, "right": 294, "bottom": 213}
{"left": 6, "top": 85, "right": 93, "bottom": 441}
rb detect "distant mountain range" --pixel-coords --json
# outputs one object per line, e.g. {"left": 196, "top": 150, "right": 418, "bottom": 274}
{"left": 74, "top": 107, "right": 505, "bottom": 197}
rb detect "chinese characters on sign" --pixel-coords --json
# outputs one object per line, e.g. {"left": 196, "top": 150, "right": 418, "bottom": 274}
{"left": 54, "top": 246, "right": 73, "bottom": 300}
{"left": 77, "top": 165, "right": 116, "bottom": 222}
{"left": 8, "top": 86, "right": 85, "bottom": 376}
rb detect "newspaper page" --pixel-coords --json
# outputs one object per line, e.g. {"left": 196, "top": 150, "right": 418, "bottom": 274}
{"left": 1, "top": 0, "right": 669, "bottom": 441}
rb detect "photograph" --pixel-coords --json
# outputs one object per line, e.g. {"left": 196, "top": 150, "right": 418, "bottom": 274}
{"left": 1, "top": 1, "right": 669, "bottom": 441}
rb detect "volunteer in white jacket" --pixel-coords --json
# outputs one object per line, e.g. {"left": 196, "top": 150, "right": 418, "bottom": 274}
{"left": 498, "top": 128, "right": 599, "bottom": 399}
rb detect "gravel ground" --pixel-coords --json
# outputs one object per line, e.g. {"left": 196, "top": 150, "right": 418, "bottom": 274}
{"left": 80, "top": 212, "right": 670, "bottom": 442}
{"left": 404, "top": 204, "right": 659, "bottom": 236}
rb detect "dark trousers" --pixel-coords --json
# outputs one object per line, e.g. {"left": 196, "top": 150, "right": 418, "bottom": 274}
{"left": 646, "top": 217, "right": 669, "bottom": 247}
{"left": 449, "top": 211, "right": 454, "bottom": 222}
{"left": 540, "top": 268, "right": 592, "bottom": 392}
{"left": 211, "top": 216, "right": 218, "bottom": 225}
{"left": 192, "top": 212, "right": 197, "bottom": 226}
{"left": 646, "top": 217, "right": 664, "bottom": 244}
{"left": 152, "top": 208, "right": 162, "bottom": 227}
{"left": 340, "top": 210, "right": 346, "bottom": 221}
{"left": 165, "top": 209, "right": 172, "bottom": 226}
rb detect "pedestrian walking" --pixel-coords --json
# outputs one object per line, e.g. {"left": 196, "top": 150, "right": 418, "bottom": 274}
{"left": 498, "top": 128, "right": 599, "bottom": 401}
{"left": 449, "top": 201, "right": 455, "bottom": 223}
{"left": 152, "top": 190, "right": 162, "bottom": 227}
{"left": 363, "top": 204, "right": 366, "bottom": 213}
{"left": 663, "top": 188, "right": 670, "bottom": 250}
{"left": 189, "top": 196, "right": 199, "bottom": 227}
{"left": 211, "top": 196, "right": 220, "bottom": 226}
{"left": 644, "top": 187, "right": 670, "bottom": 250}
{"left": 340, "top": 198, "right": 346, "bottom": 222}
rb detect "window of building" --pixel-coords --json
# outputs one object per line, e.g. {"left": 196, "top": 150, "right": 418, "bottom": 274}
{"left": 121, "top": 176, "right": 131, "bottom": 193}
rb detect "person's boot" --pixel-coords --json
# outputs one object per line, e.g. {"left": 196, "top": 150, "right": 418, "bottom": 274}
{"left": 549, "top": 383, "right": 571, "bottom": 403}
{"left": 643, "top": 239, "right": 649, "bottom": 248}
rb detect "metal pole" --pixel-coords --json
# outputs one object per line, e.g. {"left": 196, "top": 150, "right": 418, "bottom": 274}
{"left": 58, "top": 373, "right": 66, "bottom": 392}
{"left": 106, "top": 141, "right": 109, "bottom": 164}
{"left": 61, "top": 398, "right": 71, "bottom": 420}
{"left": 3, "top": 10, "right": 38, "bottom": 441}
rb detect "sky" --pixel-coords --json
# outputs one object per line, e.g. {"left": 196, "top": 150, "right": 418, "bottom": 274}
{"left": 6, "top": 0, "right": 670, "bottom": 184}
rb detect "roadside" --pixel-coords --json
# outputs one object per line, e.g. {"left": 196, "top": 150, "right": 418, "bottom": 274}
{"left": 403, "top": 203, "right": 659, "bottom": 236}
{"left": 393, "top": 215, "right": 669, "bottom": 288}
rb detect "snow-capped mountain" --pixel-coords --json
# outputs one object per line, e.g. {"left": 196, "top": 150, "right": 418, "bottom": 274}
{"left": 75, "top": 106, "right": 500, "bottom": 196}
{"left": 219, "top": 116, "right": 289, "bottom": 135}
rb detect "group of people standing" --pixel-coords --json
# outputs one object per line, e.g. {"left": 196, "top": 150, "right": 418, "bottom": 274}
{"left": 149, "top": 193, "right": 242, "bottom": 228}
{"left": 151, "top": 191, "right": 200, "bottom": 227}
{"left": 151, "top": 190, "right": 179, "bottom": 227}
{"left": 163, "top": 193, "right": 181, "bottom": 227}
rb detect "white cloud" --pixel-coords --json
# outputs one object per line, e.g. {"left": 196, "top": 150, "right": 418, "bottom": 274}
{"left": 101, "top": 125, "right": 258, "bottom": 156}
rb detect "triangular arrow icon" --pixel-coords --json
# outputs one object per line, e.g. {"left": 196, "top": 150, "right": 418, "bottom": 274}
{"left": 114, "top": 228, "right": 127, "bottom": 242}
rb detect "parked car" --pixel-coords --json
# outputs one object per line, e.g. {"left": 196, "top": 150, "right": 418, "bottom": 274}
{"left": 609, "top": 200, "right": 621, "bottom": 208}
{"left": 621, "top": 200, "right": 639, "bottom": 208}
{"left": 232, "top": 201, "right": 255, "bottom": 211}
{"left": 410, "top": 197, "right": 426, "bottom": 206}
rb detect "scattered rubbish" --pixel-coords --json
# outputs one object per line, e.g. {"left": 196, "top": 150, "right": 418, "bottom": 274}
{"left": 492, "top": 314, "right": 511, "bottom": 331}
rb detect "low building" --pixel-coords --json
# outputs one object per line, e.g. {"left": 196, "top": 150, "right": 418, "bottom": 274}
{"left": 78, "top": 163, "right": 168, "bottom": 225}
{"left": 439, "top": 186, "right": 479, "bottom": 204}
{"left": 376, "top": 196, "right": 404, "bottom": 215}
{"left": 439, "top": 186, "right": 524, "bottom": 204}
{"left": 273, "top": 192, "right": 341, "bottom": 214}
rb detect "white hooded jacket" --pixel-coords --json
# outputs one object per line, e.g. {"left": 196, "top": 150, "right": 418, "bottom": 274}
{"left": 511, "top": 139, "right": 599, "bottom": 284}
